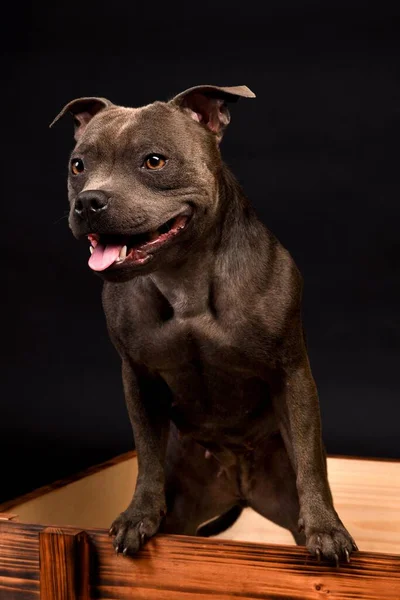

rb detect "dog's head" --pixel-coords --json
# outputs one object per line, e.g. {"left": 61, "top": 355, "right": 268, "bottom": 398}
{"left": 51, "top": 85, "right": 255, "bottom": 281}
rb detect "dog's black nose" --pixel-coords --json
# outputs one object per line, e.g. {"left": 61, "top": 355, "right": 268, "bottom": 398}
{"left": 74, "top": 190, "right": 109, "bottom": 217}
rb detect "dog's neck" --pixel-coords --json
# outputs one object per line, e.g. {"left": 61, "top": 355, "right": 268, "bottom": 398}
{"left": 149, "top": 165, "right": 259, "bottom": 318}
{"left": 149, "top": 248, "right": 214, "bottom": 318}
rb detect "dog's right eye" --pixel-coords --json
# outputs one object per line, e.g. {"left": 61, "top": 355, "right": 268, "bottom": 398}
{"left": 71, "top": 158, "right": 85, "bottom": 175}
{"left": 144, "top": 154, "right": 167, "bottom": 170}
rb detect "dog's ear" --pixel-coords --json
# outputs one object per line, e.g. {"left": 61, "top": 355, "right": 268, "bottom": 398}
{"left": 170, "top": 85, "right": 255, "bottom": 141}
{"left": 50, "top": 97, "right": 114, "bottom": 141}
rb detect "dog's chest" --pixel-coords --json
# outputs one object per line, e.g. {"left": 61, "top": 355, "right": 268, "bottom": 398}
{"left": 105, "top": 279, "right": 261, "bottom": 371}
{"left": 145, "top": 314, "right": 272, "bottom": 432}
{"left": 104, "top": 280, "right": 273, "bottom": 436}
{"left": 135, "top": 311, "right": 254, "bottom": 373}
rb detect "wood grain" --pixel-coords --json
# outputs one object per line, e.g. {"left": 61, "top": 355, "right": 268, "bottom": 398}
{"left": 0, "top": 521, "right": 40, "bottom": 599}
{"left": 0, "top": 451, "right": 136, "bottom": 513}
{"left": 1, "top": 521, "right": 399, "bottom": 600}
{"left": 4, "top": 454, "right": 398, "bottom": 555}
{"left": 39, "top": 528, "right": 90, "bottom": 600}
{"left": 1, "top": 451, "right": 396, "bottom": 518}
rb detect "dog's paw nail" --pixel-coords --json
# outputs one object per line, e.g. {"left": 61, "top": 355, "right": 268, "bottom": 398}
{"left": 109, "top": 527, "right": 115, "bottom": 537}
{"left": 140, "top": 532, "right": 146, "bottom": 545}
{"left": 122, "top": 547, "right": 128, "bottom": 556}
{"left": 345, "top": 549, "right": 350, "bottom": 563}
{"left": 115, "top": 544, "right": 121, "bottom": 554}
{"left": 315, "top": 548, "right": 321, "bottom": 562}
{"left": 352, "top": 541, "right": 359, "bottom": 551}
{"left": 317, "top": 535, "right": 322, "bottom": 546}
{"left": 334, "top": 553, "right": 340, "bottom": 568}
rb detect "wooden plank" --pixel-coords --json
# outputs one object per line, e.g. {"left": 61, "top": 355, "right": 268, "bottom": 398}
{"left": 0, "top": 522, "right": 40, "bottom": 599}
{"left": 0, "top": 454, "right": 139, "bottom": 531}
{"left": 216, "top": 456, "right": 400, "bottom": 554}
{"left": 4, "top": 454, "right": 398, "bottom": 556}
{"left": 0, "top": 451, "right": 136, "bottom": 513}
{"left": 39, "top": 528, "right": 90, "bottom": 600}
{"left": 1, "top": 521, "right": 399, "bottom": 600}
{"left": 90, "top": 532, "right": 400, "bottom": 600}
{"left": 1, "top": 450, "right": 397, "bottom": 518}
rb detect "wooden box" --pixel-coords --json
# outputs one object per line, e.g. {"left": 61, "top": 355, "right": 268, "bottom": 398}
{"left": 1, "top": 452, "right": 399, "bottom": 599}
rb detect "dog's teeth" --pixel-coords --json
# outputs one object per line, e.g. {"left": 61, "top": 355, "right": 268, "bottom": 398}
{"left": 88, "top": 236, "right": 98, "bottom": 248}
{"left": 119, "top": 245, "right": 127, "bottom": 260}
{"left": 89, "top": 246, "right": 93, "bottom": 254}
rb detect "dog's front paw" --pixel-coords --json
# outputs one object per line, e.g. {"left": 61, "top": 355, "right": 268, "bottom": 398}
{"left": 302, "top": 518, "right": 358, "bottom": 565}
{"left": 109, "top": 507, "right": 164, "bottom": 556}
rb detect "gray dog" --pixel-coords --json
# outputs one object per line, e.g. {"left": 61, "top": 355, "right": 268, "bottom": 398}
{"left": 52, "top": 85, "right": 357, "bottom": 565}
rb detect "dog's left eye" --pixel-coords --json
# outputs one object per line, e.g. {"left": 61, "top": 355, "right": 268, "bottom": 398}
{"left": 71, "top": 158, "right": 85, "bottom": 175}
{"left": 144, "top": 154, "right": 167, "bottom": 170}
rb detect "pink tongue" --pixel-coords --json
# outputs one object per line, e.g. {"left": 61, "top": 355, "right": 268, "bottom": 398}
{"left": 88, "top": 243, "right": 123, "bottom": 271}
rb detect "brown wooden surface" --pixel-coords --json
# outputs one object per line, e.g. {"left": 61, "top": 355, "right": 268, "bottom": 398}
{"left": 217, "top": 457, "right": 400, "bottom": 554}
{"left": 0, "top": 513, "right": 17, "bottom": 521}
{"left": 0, "top": 451, "right": 137, "bottom": 513}
{"left": 4, "top": 453, "right": 398, "bottom": 555}
{"left": 0, "top": 450, "right": 396, "bottom": 515}
{"left": 1, "top": 521, "right": 399, "bottom": 600}
{"left": 39, "top": 528, "right": 90, "bottom": 600}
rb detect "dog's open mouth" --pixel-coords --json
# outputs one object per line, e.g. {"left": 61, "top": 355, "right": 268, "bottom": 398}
{"left": 87, "top": 211, "right": 191, "bottom": 272}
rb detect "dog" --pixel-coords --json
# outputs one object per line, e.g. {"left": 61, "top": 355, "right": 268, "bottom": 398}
{"left": 52, "top": 84, "right": 357, "bottom": 565}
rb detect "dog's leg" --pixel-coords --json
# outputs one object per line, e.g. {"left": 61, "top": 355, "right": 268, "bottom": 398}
{"left": 109, "top": 361, "right": 170, "bottom": 555}
{"left": 273, "top": 355, "right": 357, "bottom": 564}
{"left": 272, "top": 356, "right": 357, "bottom": 563}
{"left": 248, "top": 432, "right": 306, "bottom": 545}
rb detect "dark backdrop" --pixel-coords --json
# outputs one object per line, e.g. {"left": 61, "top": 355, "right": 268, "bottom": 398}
{"left": 1, "top": 2, "right": 399, "bottom": 503}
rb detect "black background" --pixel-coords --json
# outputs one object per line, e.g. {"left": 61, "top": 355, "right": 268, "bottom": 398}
{"left": 1, "top": 2, "right": 399, "bottom": 503}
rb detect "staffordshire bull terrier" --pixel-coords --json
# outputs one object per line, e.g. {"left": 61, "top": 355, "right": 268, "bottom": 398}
{"left": 51, "top": 85, "right": 357, "bottom": 565}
